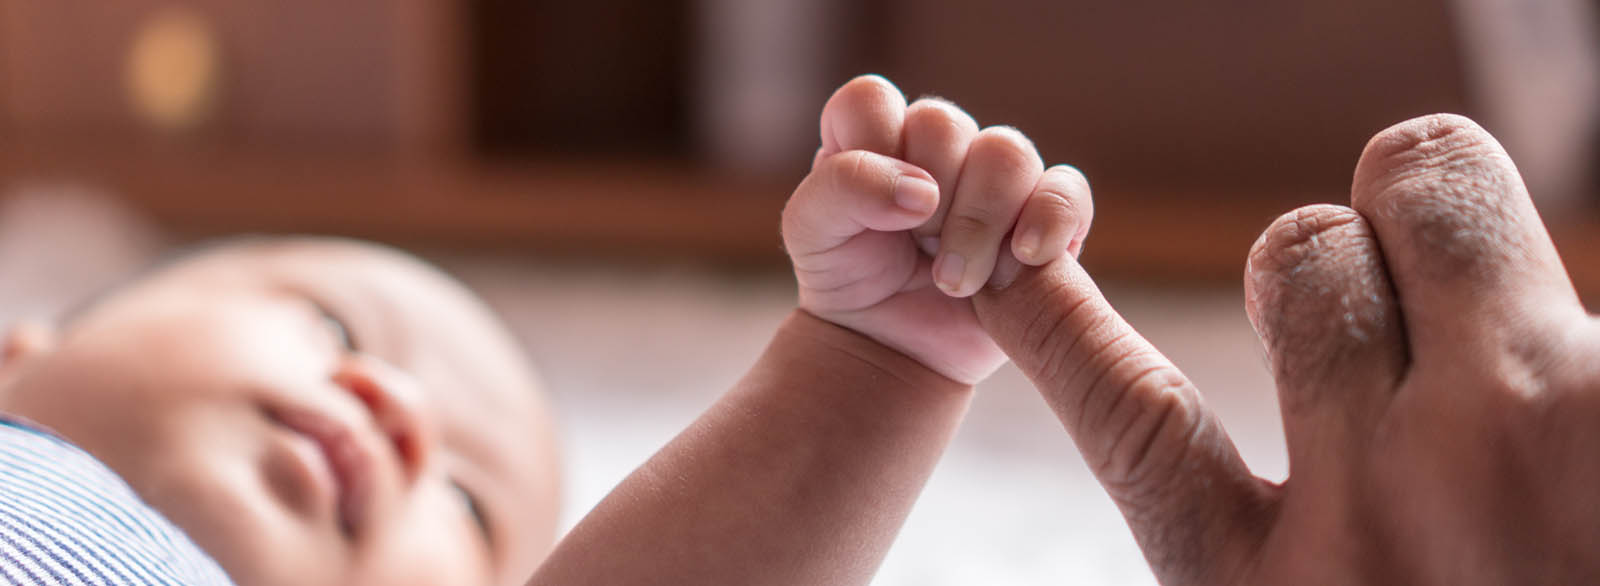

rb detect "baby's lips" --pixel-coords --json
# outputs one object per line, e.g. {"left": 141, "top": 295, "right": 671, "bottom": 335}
{"left": 330, "top": 436, "right": 375, "bottom": 538}
{"left": 271, "top": 404, "right": 380, "bottom": 539}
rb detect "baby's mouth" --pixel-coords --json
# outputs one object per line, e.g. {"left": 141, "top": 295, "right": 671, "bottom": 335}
{"left": 264, "top": 404, "right": 377, "bottom": 538}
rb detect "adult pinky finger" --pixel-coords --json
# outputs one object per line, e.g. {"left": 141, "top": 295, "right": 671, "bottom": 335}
{"left": 1012, "top": 164, "right": 1093, "bottom": 265}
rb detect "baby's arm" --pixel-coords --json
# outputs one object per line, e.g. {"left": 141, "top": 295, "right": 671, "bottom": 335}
{"left": 529, "top": 76, "right": 1087, "bottom": 585}
{"left": 528, "top": 311, "right": 970, "bottom": 584}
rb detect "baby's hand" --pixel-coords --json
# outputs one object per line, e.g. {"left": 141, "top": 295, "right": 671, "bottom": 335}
{"left": 782, "top": 76, "right": 1092, "bottom": 383}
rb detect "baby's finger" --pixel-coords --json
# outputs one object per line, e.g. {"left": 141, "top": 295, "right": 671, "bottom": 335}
{"left": 934, "top": 127, "right": 1044, "bottom": 298}
{"left": 1012, "top": 165, "right": 1093, "bottom": 265}
{"left": 818, "top": 75, "right": 908, "bottom": 162}
{"left": 902, "top": 97, "right": 980, "bottom": 254}
{"left": 783, "top": 150, "right": 940, "bottom": 259}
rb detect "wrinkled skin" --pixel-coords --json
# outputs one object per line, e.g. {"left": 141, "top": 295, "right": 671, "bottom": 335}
{"left": 974, "top": 114, "right": 1600, "bottom": 584}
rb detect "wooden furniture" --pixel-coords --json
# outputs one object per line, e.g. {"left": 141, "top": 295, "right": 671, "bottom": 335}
{"left": 1, "top": 0, "right": 1596, "bottom": 297}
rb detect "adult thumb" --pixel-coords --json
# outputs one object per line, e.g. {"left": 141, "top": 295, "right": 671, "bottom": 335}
{"left": 974, "top": 259, "right": 1275, "bottom": 585}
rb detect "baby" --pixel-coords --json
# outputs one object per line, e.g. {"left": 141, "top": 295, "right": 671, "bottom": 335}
{"left": 0, "top": 75, "right": 1086, "bottom": 585}
{"left": 0, "top": 237, "right": 563, "bottom": 584}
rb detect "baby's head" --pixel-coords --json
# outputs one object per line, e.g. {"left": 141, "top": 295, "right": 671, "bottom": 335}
{"left": 0, "top": 237, "right": 562, "bottom": 585}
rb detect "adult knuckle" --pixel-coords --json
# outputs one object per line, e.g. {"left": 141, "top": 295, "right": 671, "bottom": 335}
{"left": 1353, "top": 114, "right": 1507, "bottom": 211}
{"left": 1096, "top": 365, "right": 1199, "bottom": 495}
{"left": 1477, "top": 332, "right": 1564, "bottom": 402}
{"left": 1354, "top": 115, "right": 1523, "bottom": 280}
{"left": 1247, "top": 205, "right": 1399, "bottom": 407}
{"left": 1028, "top": 295, "right": 1099, "bottom": 385}
{"left": 1248, "top": 205, "right": 1364, "bottom": 277}
{"left": 1358, "top": 115, "right": 1488, "bottom": 173}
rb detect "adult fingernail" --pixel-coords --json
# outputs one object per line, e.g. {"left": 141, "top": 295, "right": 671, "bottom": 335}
{"left": 894, "top": 176, "right": 938, "bottom": 214}
{"left": 935, "top": 252, "right": 966, "bottom": 294}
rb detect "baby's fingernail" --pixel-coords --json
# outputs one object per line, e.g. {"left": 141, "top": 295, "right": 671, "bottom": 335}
{"left": 917, "top": 236, "right": 940, "bottom": 256}
{"left": 989, "top": 253, "right": 1022, "bottom": 290}
{"left": 1015, "top": 229, "right": 1042, "bottom": 262}
{"left": 894, "top": 176, "right": 938, "bottom": 214}
{"left": 935, "top": 252, "right": 966, "bottom": 294}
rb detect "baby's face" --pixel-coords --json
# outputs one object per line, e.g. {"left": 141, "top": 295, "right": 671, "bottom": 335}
{"left": 0, "top": 239, "right": 561, "bottom": 585}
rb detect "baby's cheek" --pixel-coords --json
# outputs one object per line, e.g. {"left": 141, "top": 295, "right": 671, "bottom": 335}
{"left": 138, "top": 427, "right": 346, "bottom": 586}
{"left": 356, "top": 490, "right": 495, "bottom": 586}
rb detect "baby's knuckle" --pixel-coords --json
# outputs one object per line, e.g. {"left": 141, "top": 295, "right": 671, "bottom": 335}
{"left": 945, "top": 210, "right": 999, "bottom": 236}
{"left": 1031, "top": 189, "right": 1083, "bottom": 223}
{"left": 833, "top": 74, "right": 898, "bottom": 106}
{"left": 779, "top": 195, "right": 801, "bottom": 230}
{"left": 780, "top": 174, "right": 824, "bottom": 230}
{"left": 907, "top": 98, "right": 977, "bottom": 136}
{"left": 970, "top": 127, "right": 1042, "bottom": 174}
{"left": 824, "top": 150, "right": 877, "bottom": 191}
{"left": 1046, "top": 164, "right": 1090, "bottom": 190}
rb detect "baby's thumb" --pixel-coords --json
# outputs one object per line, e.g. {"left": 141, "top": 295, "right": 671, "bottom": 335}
{"left": 782, "top": 150, "right": 938, "bottom": 260}
{"left": 974, "top": 259, "right": 1274, "bottom": 585}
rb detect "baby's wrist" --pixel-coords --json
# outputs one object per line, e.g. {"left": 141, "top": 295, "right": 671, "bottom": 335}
{"left": 796, "top": 304, "right": 1001, "bottom": 385}
{"left": 778, "top": 310, "right": 973, "bottom": 397}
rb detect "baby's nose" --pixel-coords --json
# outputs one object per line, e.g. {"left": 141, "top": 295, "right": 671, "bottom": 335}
{"left": 331, "top": 355, "right": 435, "bottom": 487}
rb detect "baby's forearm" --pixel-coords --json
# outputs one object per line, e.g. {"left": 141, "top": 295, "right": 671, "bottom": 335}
{"left": 528, "top": 310, "right": 973, "bottom": 585}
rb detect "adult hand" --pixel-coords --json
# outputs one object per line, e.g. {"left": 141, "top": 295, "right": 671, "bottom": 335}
{"left": 974, "top": 114, "right": 1599, "bottom": 584}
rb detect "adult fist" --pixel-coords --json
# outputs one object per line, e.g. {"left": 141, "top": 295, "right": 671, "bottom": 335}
{"left": 975, "top": 114, "right": 1599, "bottom": 584}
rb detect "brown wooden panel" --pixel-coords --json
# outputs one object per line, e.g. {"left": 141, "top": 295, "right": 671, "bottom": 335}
{"left": 1, "top": 0, "right": 1594, "bottom": 300}
{"left": 0, "top": 0, "right": 459, "bottom": 151}
{"left": 865, "top": 0, "right": 1473, "bottom": 195}
{"left": 470, "top": 0, "right": 693, "bottom": 156}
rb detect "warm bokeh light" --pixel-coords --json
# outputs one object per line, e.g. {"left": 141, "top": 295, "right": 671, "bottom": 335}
{"left": 126, "top": 7, "right": 220, "bottom": 132}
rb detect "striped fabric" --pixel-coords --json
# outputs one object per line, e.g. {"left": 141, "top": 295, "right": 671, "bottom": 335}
{"left": 0, "top": 417, "right": 234, "bottom": 586}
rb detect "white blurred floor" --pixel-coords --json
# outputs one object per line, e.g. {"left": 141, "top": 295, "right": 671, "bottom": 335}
{"left": 0, "top": 190, "right": 1287, "bottom": 585}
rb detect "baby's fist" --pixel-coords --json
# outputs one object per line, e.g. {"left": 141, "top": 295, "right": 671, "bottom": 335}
{"left": 783, "top": 76, "right": 1092, "bottom": 384}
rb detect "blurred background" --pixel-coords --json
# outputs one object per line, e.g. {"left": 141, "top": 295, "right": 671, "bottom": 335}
{"left": 0, "top": 1, "right": 1597, "bottom": 583}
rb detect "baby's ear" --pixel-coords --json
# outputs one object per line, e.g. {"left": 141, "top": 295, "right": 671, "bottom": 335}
{"left": 1, "top": 321, "right": 57, "bottom": 371}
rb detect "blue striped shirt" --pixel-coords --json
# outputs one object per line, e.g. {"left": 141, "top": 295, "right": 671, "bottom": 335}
{"left": 0, "top": 416, "right": 234, "bottom": 586}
